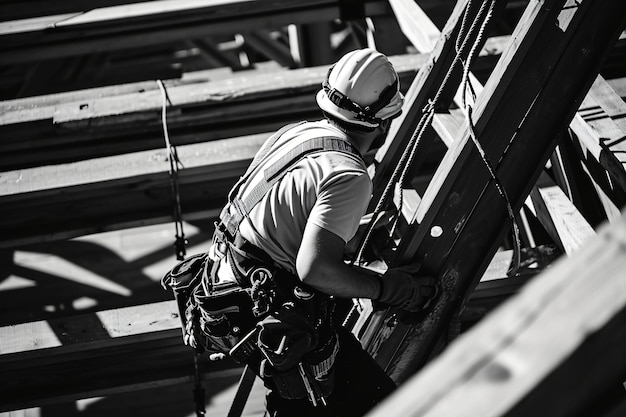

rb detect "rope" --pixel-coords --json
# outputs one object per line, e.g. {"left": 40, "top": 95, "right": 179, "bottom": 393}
{"left": 193, "top": 352, "right": 206, "bottom": 417}
{"left": 157, "top": 79, "right": 188, "bottom": 261}
{"left": 158, "top": 80, "right": 205, "bottom": 416}
{"left": 353, "top": 0, "right": 488, "bottom": 265}
{"left": 457, "top": 0, "right": 522, "bottom": 276}
{"left": 354, "top": 0, "right": 521, "bottom": 276}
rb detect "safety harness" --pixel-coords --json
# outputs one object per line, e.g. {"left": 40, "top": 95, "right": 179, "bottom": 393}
{"left": 163, "top": 123, "right": 362, "bottom": 406}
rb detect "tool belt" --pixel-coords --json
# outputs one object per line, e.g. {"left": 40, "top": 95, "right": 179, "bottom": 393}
{"left": 162, "top": 225, "right": 339, "bottom": 406}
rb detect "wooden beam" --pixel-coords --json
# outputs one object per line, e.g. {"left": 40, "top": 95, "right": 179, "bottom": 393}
{"left": 0, "top": 300, "right": 178, "bottom": 356}
{"left": 528, "top": 172, "right": 596, "bottom": 255}
{"left": 549, "top": 139, "right": 610, "bottom": 228}
{"left": 242, "top": 30, "right": 296, "bottom": 68}
{"left": 587, "top": 75, "right": 626, "bottom": 134}
{"left": 570, "top": 76, "right": 626, "bottom": 195}
{"left": 0, "top": 54, "right": 428, "bottom": 171}
{"left": 0, "top": 133, "right": 268, "bottom": 248}
{"left": 388, "top": 0, "right": 440, "bottom": 52}
{"left": 0, "top": 0, "right": 389, "bottom": 65}
{"left": 371, "top": 0, "right": 626, "bottom": 383}
{"left": 0, "top": 0, "right": 156, "bottom": 21}
{"left": 0, "top": 300, "right": 243, "bottom": 411}
{"left": 367, "top": 209, "right": 626, "bottom": 417}
{"left": 371, "top": 0, "right": 501, "bottom": 210}
{"left": 288, "top": 22, "right": 334, "bottom": 67}
{"left": 468, "top": 244, "right": 561, "bottom": 310}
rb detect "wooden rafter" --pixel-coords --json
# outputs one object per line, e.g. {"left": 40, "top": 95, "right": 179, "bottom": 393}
{"left": 369, "top": 208, "right": 626, "bottom": 417}
{"left": 0, "top": 54, "right": 431, "bottom": 171}
{"left": 0, "top": 242, "right": 558, "bottom": 412}
{"left": 371, "top": 0, "right": 498, "bottom": 207}
{"left": 528, "top": 172, "right": 596, "bottom": 255}
{"left": 368, "top": 0, "right": 626, "bottom": 383}
{"left": 571, "top": 76, "right": 626, "bottom": 196}
{"left": 0, "top": 134, "right": 267, "bottom": 248}
{"left": 0, "top": 0, "right": 389, "bottom": 65}
{"left": 0, "top": 299, "right": 242, "bottom": 412}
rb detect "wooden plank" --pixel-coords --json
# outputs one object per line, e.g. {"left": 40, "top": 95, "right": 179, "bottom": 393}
{"left": 0, "top": 276, "right": 243, "bottom": 411}
{"left": 529, "top": 172, "right": 596, "bottom": 255}
{"left": 606, "top": 76, "right": 626, "bottom": 100}
{"left": 567, "top": 132, "right": 626, "bottom": 212}
{"left": 0, "top": 0, "right": 389, "bottom": 65}
{"left": 0, "top": 0, "right": 156, "bottom": 21}
{"left": 587, "top": 76, "right": 626, "bottom": 134}
{"left": 549, "top": 139, "right": 610, "bottom": 228}
{"left": 0, "top": 221, "right": 214, "bottom": 327}
{"left": 372, "top": 0, "right": 626, "bottom": 383}
{"left": 368, "top": 210, "right": 626, "bottom": 417}
{"left": 0, "top": 300, "right": 179, "bottom": 356}
{"left": 0, "top": 13, "right": 80, "bottom": 35}
{"left": 0, "top": 54, "right": 426, "bottom": 125}
{"left": 469, "top": 245, "right": 561, "bottom": 309}
{"left": 0, "top": 54, "right": 428, "bottom": 171}
{"left": 432, "top": 109, "right": 465, "bottom": 147}
{"left": 570, "top": 76, "right": 626, "bottom": 194}
{"left": 388, "top": 0, "right": 440, "bottom": 52}
{"left": 371, "top": 0, "right": 501, "bottom": 210}
{"left": 242, "top": 30, "right": 297, "bottom": 68}
{"left": 0, "top": 341, "right": 241, "bottom": 412}
{"left": 0, "top": 133, "right": 268, "bottom": 248}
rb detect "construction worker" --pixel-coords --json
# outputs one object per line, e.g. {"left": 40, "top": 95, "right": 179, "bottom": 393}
{"left": 163, "top": 48, "right": 438, "bottom": 417}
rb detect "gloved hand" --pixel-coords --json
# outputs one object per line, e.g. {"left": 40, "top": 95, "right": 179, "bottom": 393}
{"left": 376, "top": 265, "right": 439, "bottom": 312}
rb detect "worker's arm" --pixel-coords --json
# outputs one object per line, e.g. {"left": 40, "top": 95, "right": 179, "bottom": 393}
{"left": 296, "top": 223, "right": 381, "bottom": 299}
{"left": 297, "top": 223, "right": 440, "bottom": 311}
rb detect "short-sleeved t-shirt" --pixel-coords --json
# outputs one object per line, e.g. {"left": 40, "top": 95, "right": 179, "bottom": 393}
{"left": 231, "top": 120, "right": 372, "bottom": 275}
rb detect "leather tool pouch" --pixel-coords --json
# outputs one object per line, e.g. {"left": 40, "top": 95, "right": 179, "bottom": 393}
{"left": 162, "top": 251, "right": 258, "bottom": 354}
{"left": 255, "top": 302, "right": 339, "bottom": 403}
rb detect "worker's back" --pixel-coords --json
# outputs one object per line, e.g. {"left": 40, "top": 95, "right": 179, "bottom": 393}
{"left": 219, "top": 119, "right": 371, "bottom": 276}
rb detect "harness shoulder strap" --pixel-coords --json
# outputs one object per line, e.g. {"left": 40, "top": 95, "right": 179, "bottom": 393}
{"left": 220, "top": 134, "right": 361, "bottom": 237}
{"left": 226, "top": 121, "right": 306, "bottom": 204}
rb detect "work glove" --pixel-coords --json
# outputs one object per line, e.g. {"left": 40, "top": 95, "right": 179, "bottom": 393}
{"left": 376, "top": 265, "right": 439, "bottom": 312}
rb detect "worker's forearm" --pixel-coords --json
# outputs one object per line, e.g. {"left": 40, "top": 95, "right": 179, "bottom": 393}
{"left": 299, "top": 261, "right": 381, "bottom": 300}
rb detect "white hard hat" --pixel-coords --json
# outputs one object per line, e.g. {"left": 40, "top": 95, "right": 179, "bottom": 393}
{"left": 316, "top": 48, "right": 404, "bottom": 128}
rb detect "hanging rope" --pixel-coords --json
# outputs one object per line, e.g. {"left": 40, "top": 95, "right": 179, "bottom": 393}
{"left": 456, "top": 0, "right": 522, "bottom": 276}
{"left": 353, "top": 0, "right": 521, "bottom": 276}
{"left": 353, "top": 0, "right": 487, "bottom": 265}
{"left": 193, "top": 352, "right": 207, "bottom": 417}
{"left": 157, "top": 79, "right": 188, "bottom": 261}
{"left": 158, "top": 79, "right": 205, "bottom": 417}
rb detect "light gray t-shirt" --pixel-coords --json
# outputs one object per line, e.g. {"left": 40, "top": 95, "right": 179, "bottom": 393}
{"left": 219, "top": 120, "right": 372, "bottom": 277}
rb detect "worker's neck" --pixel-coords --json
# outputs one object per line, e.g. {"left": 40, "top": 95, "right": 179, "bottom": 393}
{"left": 325, "top": 119, "right": 381, "bottom": 155}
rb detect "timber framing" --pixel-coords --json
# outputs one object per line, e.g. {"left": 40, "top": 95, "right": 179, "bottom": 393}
{"left": 0, "top": 134, "right": 267, "bottom": 248}
{"left": 0, "top": 54, "right": 428, "bottom": 171}
{"left": 0, "top": 0, "right": 391, "bottom": 65}
{"left": 360, "top": 0, "right": 626, "bottom": 384}
{"left": 369, "top": 208, "right": 626, "bottom": 417}
{"left": 0, "top": 244, "right": 558, "bottom": 412}
{"left": 2, "top": 1, "right": 626, "bottom": 415}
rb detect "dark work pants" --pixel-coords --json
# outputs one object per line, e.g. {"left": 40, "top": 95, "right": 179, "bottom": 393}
{"left": 264, "top": 324, "right": 396, "bottom": 417}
